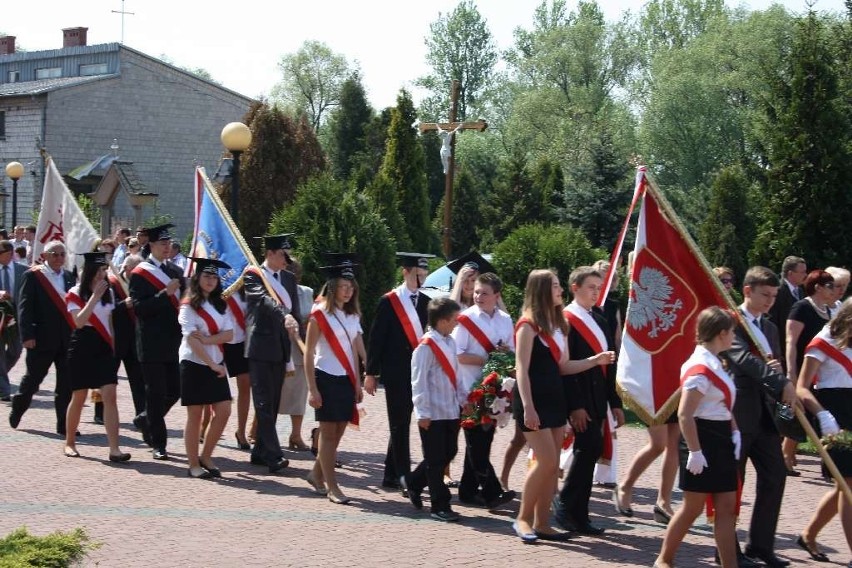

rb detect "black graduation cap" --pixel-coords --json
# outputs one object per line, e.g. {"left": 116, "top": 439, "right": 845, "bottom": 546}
{"left": 396, "top": 252, "right": 435, "bottom": 269}
{"left": 320, "top": 263, "right": 359, "bottom": 280}
{"left": 321, "top": 252, "right": 359, "bottom": 265}
{"left": 141, "top": 224, "right": 175, "bottom": 242}
{"left": 188, "top": 257, "right": 231, "bottom": 274}
{"left": 254, "top": 233, "right": 295, "bottom": 251}
{"left": 446, "top": 251, "right": 495, "bottom": 276}
{"left": 81, "top": 251, "right": 109, "bottom": 266}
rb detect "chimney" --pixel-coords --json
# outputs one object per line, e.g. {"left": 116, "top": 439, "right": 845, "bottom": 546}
{"left": 62, "top": 27, "right": 88, "bottom": 48}
{"left": 0, "top": 36, "right": 15, "bottom": 56}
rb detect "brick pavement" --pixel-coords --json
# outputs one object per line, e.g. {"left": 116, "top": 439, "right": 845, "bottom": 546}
{"left": 0, "top": 365, "right": 848, "bottom": 567}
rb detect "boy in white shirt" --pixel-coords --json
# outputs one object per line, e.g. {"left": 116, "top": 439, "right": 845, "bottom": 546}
{"left": 406, "top": 297, "right": 464, "bottom": 522}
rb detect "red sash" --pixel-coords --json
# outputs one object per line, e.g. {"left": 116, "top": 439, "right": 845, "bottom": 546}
{"left": 226, "top": 295, "right": 246, "bottom": 332}
{"left": 420, "top": 336, "right": 457, "bottom": 389}
{"left": 32, "top": 269, "right": 75, "bottom": 330}
{"left": 66, "top": 291, "right": 114, "bottom": 351}
{"left": 680, "top": 364, "right": 733, "bottom": 411}
{"left": 246, "top": 266, "right": 292, "bottom": 309}
{"left": 386, "top": 291, "right": 420, "bottom": 350}
{"left": 187, "top": 300, "right": 225, "bottom": 354}
{"left": 515, "top": 318, "right": 562, "bottom": 364}
{"left": 807, "top": 337, "right": 852, "bottom": 384}
{"left": 563, "top": 309, "right": 609, "bottom": 370}
{"left": 132, "top": 263, "right": 179, "bottom": 312}
{"left": 311, "top": 309, "right": 359, "bottom": 426}
{"left": 457, "top": 314, "right": 495, "bottom": 353}
{"left": 108, "top": 273, "right": 135, "bottom": 324}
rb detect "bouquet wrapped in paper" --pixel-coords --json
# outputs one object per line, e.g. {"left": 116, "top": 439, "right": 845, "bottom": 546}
{"left": 460, "top": 351, "right": 516, "bottom": 430}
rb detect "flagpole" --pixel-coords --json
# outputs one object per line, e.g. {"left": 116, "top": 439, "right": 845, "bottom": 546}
{"left": 643, "top": 169, "right": 852, "bottom": 506}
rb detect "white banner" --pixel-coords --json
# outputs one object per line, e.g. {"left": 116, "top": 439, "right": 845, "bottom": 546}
{"left": 32, "top": 157, "right": 100, "bottom": 270}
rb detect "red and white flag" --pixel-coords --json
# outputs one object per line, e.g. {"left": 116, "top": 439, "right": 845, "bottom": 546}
{"left": 32, "top": 157, "right": 99, "bottom": 270}
{"left": 616, "top": 168, "right": 732, "bottom": 424}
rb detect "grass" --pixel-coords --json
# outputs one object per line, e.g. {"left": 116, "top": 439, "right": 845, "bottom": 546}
{"left": 0, "top": 527, "right": 97, "bottom": 567}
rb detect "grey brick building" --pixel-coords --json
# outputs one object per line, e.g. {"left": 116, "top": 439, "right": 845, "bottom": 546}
{"left": 0, "top": 28, "right": 254, "bottom": 237}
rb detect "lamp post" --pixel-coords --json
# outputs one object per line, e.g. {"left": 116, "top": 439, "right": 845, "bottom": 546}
{"left": 220, "top": 122, "right": 252, "bottom": 225}
{"left": 4, "top": 161, "right": 24, "bottom": 228}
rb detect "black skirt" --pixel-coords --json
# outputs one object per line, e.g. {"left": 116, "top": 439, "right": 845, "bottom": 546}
{"left": 679, "top": 418, "right": 738, "bottom": 493}
{"left": 815, "top": 388, "right": 852, "bottom": 477}
{"left": 68, "top": 326, "right": 117, "bottom": 390}
{"left": 512, "top": 336, "right": 566, "bottom": 432}
{"left": 314, "top": 368, "right": 355, "bottom": 423}
{"left": 223, "top": 342, "right": 249, "bottom": 377}
{"left": 180, "top": 360, "right": 232, "bottom": 406}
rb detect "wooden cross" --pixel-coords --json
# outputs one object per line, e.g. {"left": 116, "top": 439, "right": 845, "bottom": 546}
{"left": 417, "top": 80, "right": 487, "bottom": 258}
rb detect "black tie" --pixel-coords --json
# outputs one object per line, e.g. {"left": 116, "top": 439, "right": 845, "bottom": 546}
{"left": 273, "top": 272, "right": 279, "bottom": 281}
{"left": 754, "top": 317, "right": 763, "bottom": 332}
{"left": 410, "top": 293, "right": 417, "bottom": 307}
{"left": 2, "top": 265, "right": 10, "bottom": 299}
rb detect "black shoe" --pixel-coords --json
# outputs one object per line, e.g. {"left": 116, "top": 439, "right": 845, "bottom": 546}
{"left": 0, "top": 395, "right": 10, "bottom": 402}
{"left": 200, "top": 460, "right": 222, "bottom": 478}
{"left": 398, "top": 475, "right": 410, "bottom": 498}
{"left": 188, "top": 467, "right": 213, "bottom": 479}
{"left": 459, "top": 494, "right": 487, "bottom": 507}
{"left": 714, "top": 550, "right": 761, "bottom": 567}
{"left": 108, "top": 452, "right": 131, "bottom": 463}
{"left": 795, "top": 534, "right": 830, "bottom": 562}
{"left": 268, "top": 458, "right": 289, "bottom": 473}
{"left": 574, "top": 522, "right": 605, "bottom": 536}
{"left": 486, "top": 490, "right": 517, "bottom": 510}
{"left": 133, "top": 414, "right": 152, "bottom": 447}
{"left": 653, "top": 505, "right": 672, "bottom": 525}
{"left": 250, "top": 456, "right": 266, "bottom": 466}
{"left": 93, "top": 416, "right": 104, "bottom": 425}
{"left": 534, "top": 529, "right": 571, "bottom": 542}
{"left": 785, "top": 467, "right": 801, "bottom": 477}
{"left": 152, "top": 448, "right": 169, "bottom": 461}
{"left": 743, "top": 546, "right": 790, "bottom": 567}
{"left": 431, "top": 509, "right": 460, "bottom": 522}
{"left": 407, "top": 488, "right": 423, "bottom": 510}
{"left": 381, "top": 477, "right": 401, "bottom": 489}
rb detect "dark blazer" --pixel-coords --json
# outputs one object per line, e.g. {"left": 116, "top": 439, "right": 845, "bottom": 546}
{"left": 129, "top": 259, "right": 185, "bottom": 363}
{"left": 244, "top": 267, "right": 298, "bottom": 362}
{"left": 110, "top": 276, "right": 136, "bottom": 360}
{"left": 724, "top": 318, "right": 788, "bottom": 435}
{"left": 0, "top": 261, "right": 28, "bottom": 303}
{"left": 18, "top": 266, "right": 75, "bottom": 351}
{"left": 563, "top": 311, "right": 623, "bottom": 420}
{"left": 366, "top": 291, "right": 429, "bottom": 385}
{"left": 768, "top": 282, "right": 800, "bottom": 370}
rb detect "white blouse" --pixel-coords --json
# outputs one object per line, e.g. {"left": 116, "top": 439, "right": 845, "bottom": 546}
{"left": 681, "top": 345, "right": 735, "bottom": 421}
{"left": 66, "top": 284, "right": 115, "bottom": 333}
{"left": 807, "top": 327, "right": 852, "bottom": 389}
{"left": 179, "top": 301, "right": 234, "bottom": 366}
{"left": 314, "top": 308, "right": 362, "bottom": 377}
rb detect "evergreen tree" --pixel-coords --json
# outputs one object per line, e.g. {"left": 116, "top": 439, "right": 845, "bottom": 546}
{"left": 698, "top": 165, "right": 753, "bottom": 280}
{"left": 326, "top": 73, "right": 373, "bottom": 181}
{"left": 350, "top": 108, "right": 393, "bottom": 191}
{"left": 560, "top": 132, "right": 632, "bottom": 250}
{"left": 751, "top": 11, "right": 852, "bottom": 268}
{"left": 270, "top": 174, "right": 396, "bottom": 334}
{"left": 432, "top": 168, "right": 480, "bottom": 256}
{"left": 372, "top": 90, "right": 434, "bottom": 252}
{"left": 235, "top": 103, "right": 326, "bottom": 243}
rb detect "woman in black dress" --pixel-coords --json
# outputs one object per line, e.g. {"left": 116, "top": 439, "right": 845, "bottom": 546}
{"left": 784, "top": 269, "right": 835, "bottom": 473}
{"left": 63, "top": 252, "right": 131, "bottom": 462}
{"left": 304, "top": 261, "right": 366, "bottom": 504}
{"left": 795, "top": 298, "right": 852, "bottom": 562}
{"left": 656, "top": 307, "right": 739, "bottom": 568}
{"left": 179, "top": 258, "right": 234, "bottom": 479}
{"left": 512, "top": 269, "right": 613, "bottom": 543}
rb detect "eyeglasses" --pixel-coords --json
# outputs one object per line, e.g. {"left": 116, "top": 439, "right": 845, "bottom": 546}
{"left": 47, "top": 251, "right": 67, "bottom": 257}
{"left": 720, "top": 278, "right": 733, "bottom": 284}
{"left": 823, "top": 282, "right": 835, "bottom": 289}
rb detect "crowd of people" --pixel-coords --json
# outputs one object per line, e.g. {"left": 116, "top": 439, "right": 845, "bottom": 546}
{"left": 2, "top": 224, "right": 851, "bottom": 566}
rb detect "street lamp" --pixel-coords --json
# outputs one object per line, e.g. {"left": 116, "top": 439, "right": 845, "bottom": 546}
{"left": 4, "top": 161, "right": 24, "bottom": 228}
{"left": 220, "top": 122, "right": 252, "bottom": 225}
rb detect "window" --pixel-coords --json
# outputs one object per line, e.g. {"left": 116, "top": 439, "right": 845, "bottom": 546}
{"left": 7, "top": 70, "right": 20, "bottom": 83}
{"left": 80, "top": 63, "right": 108, "bottom": 76}
{"left": 35, "top": 67, "right": 62, "bottom": 79}
{"left": 0, "top": 111, "right": 5, "bottom": 139}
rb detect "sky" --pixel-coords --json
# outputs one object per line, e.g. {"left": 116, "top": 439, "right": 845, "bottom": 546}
{"left": 6, "top": 0, "right": 847, "bottom": 110}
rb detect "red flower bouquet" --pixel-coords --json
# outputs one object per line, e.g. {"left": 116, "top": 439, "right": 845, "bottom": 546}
{"left": 460, "top": 351, "right": 516, "bottom": 430}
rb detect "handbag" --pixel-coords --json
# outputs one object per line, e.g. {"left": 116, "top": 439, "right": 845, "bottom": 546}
{"left": 772, "top": 402, "right": 810, "bottom": 442}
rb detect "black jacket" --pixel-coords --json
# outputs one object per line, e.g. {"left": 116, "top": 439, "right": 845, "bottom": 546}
{"left": 563, "top": 310, "right": 622, "bottom": 420}
{"left": 18, "top": 266, "right": 75, "bottom": 351}
{"left": 129, "top": 259, "right": 185, "bottom": 363}
{"left": 244, "top": 268, "right": 299, "bottom": 363}
{"left": 366, "top": 291, "right": 429, "bottom": 385}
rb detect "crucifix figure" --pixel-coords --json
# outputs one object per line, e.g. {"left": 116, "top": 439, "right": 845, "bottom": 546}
{"left": 417, "top": 80, "right": 487, "bottom": 257}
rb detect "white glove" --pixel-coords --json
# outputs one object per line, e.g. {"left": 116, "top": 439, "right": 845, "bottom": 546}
{"left": 686, "top": 450, "right": 707, "bottom": 475}
{"left": 817, "top": 410, "right": 841, "bottom": 436}
{"left": 732, "top": 430, "right": 742, "bottom": 461}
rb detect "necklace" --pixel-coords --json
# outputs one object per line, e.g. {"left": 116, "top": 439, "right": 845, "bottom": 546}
{"left": 807, "top": 297, "right": 830, "bottom": 319}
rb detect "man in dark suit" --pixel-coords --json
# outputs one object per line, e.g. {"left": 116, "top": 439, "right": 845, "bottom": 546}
{"left": 129, "top": 224, "right": 186, "bottom": 460}
{"left": 768, "top": 255, "right": 807, "bottom": 370}
{"left": 554, "top": 266, "right": 622, "bottom": 535}
{"left": 110, "top": 255, "right": 145, "bottom": 418}
{"left": 365, "top": 252, "right": 433, "bottom": 490}
{"left": 8, "top": 240, "right": 76, "bottom": 433}
{"left": 244, "top": 234, "right": 300, "bottom": 473}
{"left": 0, "top": 239, "right": 28, "bottom": 400}
{"left": 723, "top": 266, "right": 797, "bottom": 568}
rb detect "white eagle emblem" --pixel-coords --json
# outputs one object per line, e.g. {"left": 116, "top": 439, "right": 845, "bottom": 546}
{"left": 628, "top": 267, "right": 683, "bottom": 338}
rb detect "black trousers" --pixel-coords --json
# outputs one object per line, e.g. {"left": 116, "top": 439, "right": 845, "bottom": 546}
{"left": 383, "top": 380, "right": 413, "bottom": 480}
{"left": 249, "top": 360, "right": 284, "bottom": 465}
{"left": 115, "top": 348, "right": 145, "bottom": 417}
{"left": 459, "top": 424, "right": 503, "bottom": 502}
{"left": 140, "top": 361, "right": 180, "bottom": 450}
{"left": 409, "top": 419, "right": 460, "bottom": 513}
{"left": 558, "top": 417, "right": 604, "bottom": 523}
{"left": 12, "top": 345, "right": 70, "bottom": 432}
{"left": 739, "top": 429, "right": 786, "bottom": 553}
